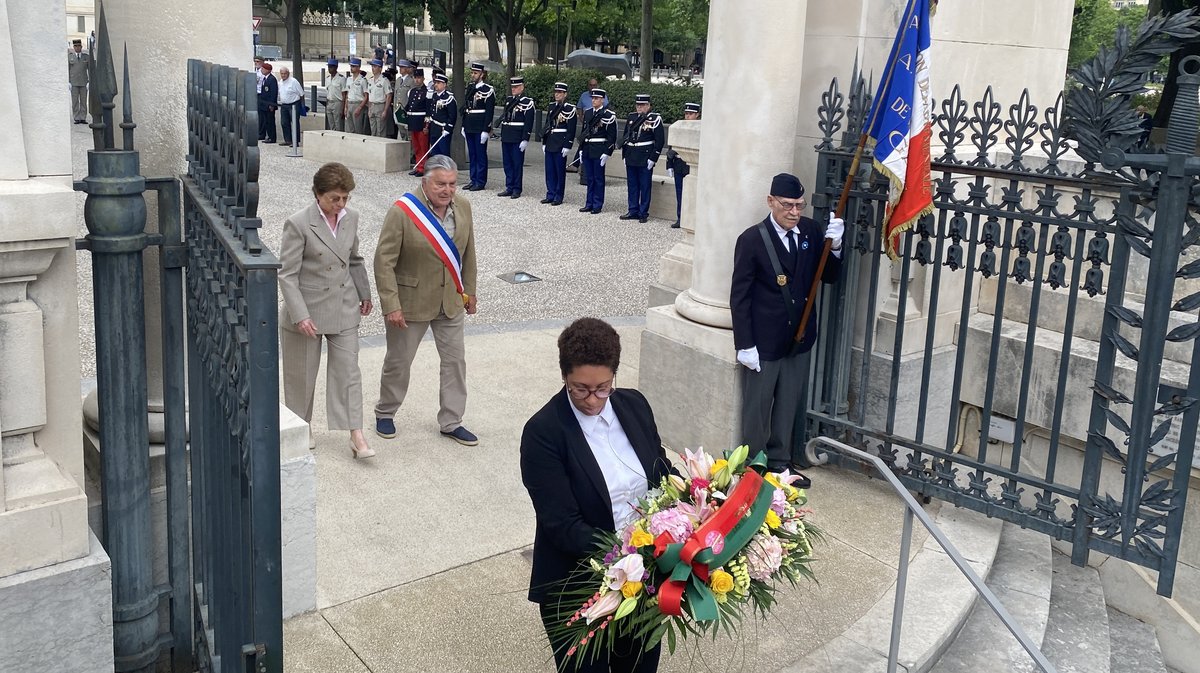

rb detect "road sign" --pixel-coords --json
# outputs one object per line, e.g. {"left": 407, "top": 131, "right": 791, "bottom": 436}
{"left": 252, "top": 16, "right": 262, "bottom": 31}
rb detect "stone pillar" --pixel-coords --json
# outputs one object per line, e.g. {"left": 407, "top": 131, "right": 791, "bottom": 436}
{"left": 0, "top": 1, "right": 113, "bottom": 672}
{"left": 639, "top": 0, "right": 809, "bottom": 454}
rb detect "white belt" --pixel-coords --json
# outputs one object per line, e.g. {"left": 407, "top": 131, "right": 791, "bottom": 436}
{"left": 627, "top": 141, "right": 653, "bottom": 147}
{"left": 467, "top": 109, "right": 488, "bottom": 113}
{"left": 432, "top": 120, "right": 448, "bottom": 125}
{"left": 502, "top": 121, "right": 525, "bottom": 126}
{"left": 407, "top": 111, "right": 426, "bottom": 116}
{"left": 585, "top": 138, "right": 608, "bottom": 142}
{"left": 549, "top": 129, "right": 568, "bottom": 133}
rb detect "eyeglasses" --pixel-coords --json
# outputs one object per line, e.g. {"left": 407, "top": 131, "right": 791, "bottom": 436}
{"left": 565, "top": 381, "right": 614, "bottom": 400}
{"left": 773, "top": 198, "right": 806, "bottom": 212}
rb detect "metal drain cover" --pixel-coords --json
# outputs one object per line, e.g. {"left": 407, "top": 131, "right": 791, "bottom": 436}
{"left": 498, "top": 270, "right": 542, "bottom": 284}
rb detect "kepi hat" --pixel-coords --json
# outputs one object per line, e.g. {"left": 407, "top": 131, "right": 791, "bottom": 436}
{"left": 470, "top": 62, "right": 485, "bottom": 72}
{"left": 683, "top": 102, "right": 701, "bottom": 114}
{"left": 433, "top": 72, "right": 449, "bottom": 84}
{"left": 327, "top": 57, "right": 339, "bottom": 67}
{"left": 553, "top": 81, "right": 569, "bottom": 93}
{"left": 590, "top": 88, "right": 607, "bottom": 98}
{"left": 510, "top": 76, "right": 524, "bottom": 86}
{"left": 634, "top": 94, "right": 651, "bottom": 104}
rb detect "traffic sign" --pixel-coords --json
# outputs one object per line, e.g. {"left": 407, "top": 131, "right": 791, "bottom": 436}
{"left": 252, "top": 16, "right": 262, "bottom": 31}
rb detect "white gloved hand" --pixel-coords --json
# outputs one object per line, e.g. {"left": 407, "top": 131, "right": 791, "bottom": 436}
{"left": 480, "top": 132, "right": 489, "bottom": 144}
{"left": 542, "top": 144, "right": 546, "bottom": 153}
{"left": 667, "top": 168, "right": 674, "bottom": 178}
{"left": 826, "top": 213, "right": 845, "bottom": 242}
{"left": 599, "top": 154, "right": 609, "bottom": 167}
{"left": 460, "top": 127, "right": 466, "bottom": 138}
{"left": 561, "top": 148, "right": 569, "bottom": 158}
{"left": 736, "top": 347, "right": 761, "bottom": 372}
{"left": 519, "top": 140, "right": 528, "bottom": 152}
{"left": 426, "top": 89, "right": 434, "bottom": 99}
{"left": 647, "top": 159, "right": 655, "bottom": 171}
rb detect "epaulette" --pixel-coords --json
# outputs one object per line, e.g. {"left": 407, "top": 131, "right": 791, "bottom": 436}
{"left": 516, "top": 97, "right": 535, "bottom": 112}
{"left": 644, "top": 114, "right": 663, "bottom": 129}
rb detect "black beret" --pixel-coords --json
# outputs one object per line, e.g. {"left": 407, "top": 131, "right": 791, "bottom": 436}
{"left": 770, "top": 173, "right": 805, "bottom": 199}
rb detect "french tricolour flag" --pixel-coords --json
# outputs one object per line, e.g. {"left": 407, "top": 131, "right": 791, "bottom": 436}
{"left": 867, "top": 0, "right": 935, "bottom": 259}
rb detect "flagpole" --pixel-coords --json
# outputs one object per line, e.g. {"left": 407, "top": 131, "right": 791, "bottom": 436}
{"left": 793, "top": 0, "right": 922, "bottom": 346}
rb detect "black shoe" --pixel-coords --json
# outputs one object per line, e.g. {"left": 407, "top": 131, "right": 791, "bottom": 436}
{"left": 413, "top": 170, "right": 424, "bottom": 177}
{"left": 408, "top": 170, "right": 419, "bottom": 176}
{"left": 498, "top": 190, "right": 512, "bottom": 197}
{"left": 791, "top": 472, "right": 812, "bottom": 489}
{"left": 618, "top": 213, "right": 637, "bottom": 220}
{"left": 510, "top": 192, "right": 521, "bottom": 199}
{"left": 579, "top": 206, "right": 592, "bottom": 212}
{"left": 639, "top": 216, "right": 649, "bottom": 223}
{"left": 591, "top": 208, "right": 602, "bottom": 214}
{"left": 440, "top": 426, "right": 479, "bottom": 446}
{"left": 671, "top": 220, "right": 681, "bottom": 229}
{"left": 540, "top": 198, "right": 553, "bottom": 204}
{"left": 551, "top": 201, "right": 563, "bottom": 206}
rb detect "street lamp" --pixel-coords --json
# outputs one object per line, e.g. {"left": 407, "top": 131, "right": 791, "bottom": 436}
{"left": 555, "top": 4, "right": 563, "bottom": 73}
{"left": 392, "top": 0, "right": 398, "bottom": 64}
{"left": 412, "top": 18, "right": 418, "bottom": 61}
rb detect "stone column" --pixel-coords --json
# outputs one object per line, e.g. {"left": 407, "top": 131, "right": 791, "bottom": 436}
{"left": 639, "top": 0, "right": 809, "bottom": 454}
{"left": 0, "top": 2, "right": 113, "bottom": 672}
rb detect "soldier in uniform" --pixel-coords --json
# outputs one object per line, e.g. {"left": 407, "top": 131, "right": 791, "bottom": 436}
{"left": 497, "top": 76, "right": 536, "bottom": 199}
{"left": 540, "top": 82, "right": 577, "bottom": 206}
{"left": 325, "top": 58, "right": 348, "bottom": 132}
{"left": 428, "top": 72, "right": 457, "bottom": 159}
{"left": 665, "top": 102, "right": 700, "bottom": 228}
{"left": 460, "top": 63, "right": 496, "bottom": 191}
{"left": 347, "top": 58, "right": 370, "bottom": 135}
{"left": 579, "top": 89, "right": 617, "bottom": 215}
{"left": 619, "top": 94, "right": 665, "bottom": 223}
{"left": 393, "top": 59, "right": 415, "bottom": 140}
{"left": 405, "top": 68, "right": 430, "bottom": 176}
{"left": 68, "top": 39, "right": 90, "bottom": 124}
{"left": 367, "top": 59, "right": 392, "bottom": 137}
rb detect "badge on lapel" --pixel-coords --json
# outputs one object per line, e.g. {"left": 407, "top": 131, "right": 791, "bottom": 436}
{"left": 801, "top": 239, "right": 810, "bottom": 251}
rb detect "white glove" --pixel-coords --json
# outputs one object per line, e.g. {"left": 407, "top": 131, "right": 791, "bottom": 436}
{"left": 600, "top": 154, "right": 609, "bottom": 167}
{"left": 561, "top": 148, "right": 569, "bottom": 158}
{"left": 737, "top": 347, "right": 761, "bottom": 372}
{"left": 542, "top": 144, "right": 546, "bottom": 153}
{"left": 647, "top": 159, "right": 655, "bottom": 171}
{"left": 826, "top": 213, "right": 845, "bottom": 242}
{"left": 667, "top": 168, "right": 674, "bottom": 178}
{"left": 519, "top": 140, "right": 528, "bottom": 152}
{"left": 426, "top": 89, "right": 434, "bottom": 99}
{"left": 480, "top": 132, "right": 488, "bottom": 144}
{"left": 460, "top": 127, "right": 466, "bottom": 138}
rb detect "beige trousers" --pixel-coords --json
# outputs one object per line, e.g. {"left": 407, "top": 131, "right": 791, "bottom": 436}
{"left": 72, "top": 85, "right": 87, "bottom": 121}
{"left": 281, "top": 326, "right": 364, "bottom": 431}
{"left": 374, "top": 311, "right": 466, "bottom": 432}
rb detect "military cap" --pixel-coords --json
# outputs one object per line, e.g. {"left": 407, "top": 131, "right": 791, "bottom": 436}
{"left": 433, "top": 72, "right": 449, "bottom": 84}
{"left": 327, "top": 57, "right": 339, "bottom": 67}
{"left": 635, "top": 94, "right": 651, "bottom": 104}
{"left": 369, "top": 58, "right": 383, "bottom": 67}
{"left": 683, "top": 102, "right": 701, "bottom": 114}
{"left": 72, "top": 39, "right": 82, "bottom": 45}
{"left": 470, "top": 62, "right": 485, "bottom": 72}
{"left": 349, "top": 57, "right": 362, "bottom": 67}
{"left": 590, "top": 88, "right": 607, "bottom": 98}
{"left": 770, "top": 173, "right": 805, "bottom": 199}
{"left": 413, "top": 68, "right": 425, "bottom": 78}
{"left": 510, "top": 76, "right": 524, "bottom": 86}
{"left": 553, "top": 82, "right": 569, "bottom": 93}
{"left": 397, "top": 59, "right": 414, "bottom": 68}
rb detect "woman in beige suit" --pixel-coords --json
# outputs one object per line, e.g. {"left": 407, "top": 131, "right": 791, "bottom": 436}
{"left": 280, "top": 162, "right": 376, "bottom": 459}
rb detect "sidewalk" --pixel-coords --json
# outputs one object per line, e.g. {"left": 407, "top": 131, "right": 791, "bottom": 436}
{"left": 284, "top": 319, "right": 928, "bottom": 673}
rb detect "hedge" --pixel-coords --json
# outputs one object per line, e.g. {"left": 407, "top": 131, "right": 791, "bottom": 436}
{"left": 517, "top": 64, "right": 703, "bottom": 124}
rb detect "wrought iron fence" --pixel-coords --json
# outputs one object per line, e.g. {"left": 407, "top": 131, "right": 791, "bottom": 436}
{"left": 804, "top": 62, "right": 1200, "bottom": 596}
{"left": 184, "top": 59, "right": 283, "bottom": 673}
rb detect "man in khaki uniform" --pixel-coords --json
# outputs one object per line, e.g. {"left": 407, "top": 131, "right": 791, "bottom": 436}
{"left": 392, "top": 59, "right": 415, "bottom": 140}
{"left": 367, "top": 58, "right": 392, "bottom": 137}
{"left": 68, "top": 39, "right": 89, "bottom": 124}
{"left": 373, "top": 154, "right": 479, "bottom": 445}
{"left": 347, "top": 57, "right": 369, "bottom": 134}
{"left": 325, "top": 58, "right": 348, "bottom": 131}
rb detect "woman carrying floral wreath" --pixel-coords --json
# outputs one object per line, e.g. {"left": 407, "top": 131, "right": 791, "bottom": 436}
{"left": 520, "top": 318, "right": 675, "bottom": 672}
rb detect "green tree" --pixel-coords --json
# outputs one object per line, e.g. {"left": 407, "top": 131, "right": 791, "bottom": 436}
{"left": 350, "top": 0, "right": 426, "bottom": 59}
{"left": 1069, "top": 0, "right": 1147, "bottom": 69}
{"left": 427, "top": 0, "right": 477, "bottom": 163}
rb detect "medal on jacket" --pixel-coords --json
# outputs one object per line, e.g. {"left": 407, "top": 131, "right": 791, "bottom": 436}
{"left": 777, "top": 274, "right": 788, "bottom": 286}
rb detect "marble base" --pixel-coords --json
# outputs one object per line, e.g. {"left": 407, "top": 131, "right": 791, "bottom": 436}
{"left": 302, "top": 131, "right": 409, "bottom": 173}
{"left": 0, "top": 530, "right": 113, "bottom": 673}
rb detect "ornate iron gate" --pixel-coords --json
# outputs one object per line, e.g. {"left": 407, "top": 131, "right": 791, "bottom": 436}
{"left": 804, "top": 56, "right": 1200, "bottom": 596}
{"left": 78, "top": 9, "right": 282, "bottom": 671}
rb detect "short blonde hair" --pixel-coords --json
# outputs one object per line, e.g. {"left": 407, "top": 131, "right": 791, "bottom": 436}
{"left": 312, "top": 162, "right": 355, "bottom": 198}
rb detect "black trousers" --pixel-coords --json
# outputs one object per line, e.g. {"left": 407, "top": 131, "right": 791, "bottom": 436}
{"left": 258, "top": 105, "right": 276, "bottom": 142}
{"left": 741, "top": 349, "right": 812, "bottom": 469}
{"left": 538, "top": 603, "right": 661, "bottom": 673}
{"left": 279, "top": 103, "right": 297, "bottom": 144}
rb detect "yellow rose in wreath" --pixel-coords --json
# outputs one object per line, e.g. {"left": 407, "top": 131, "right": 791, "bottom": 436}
{"left": 709, "top": 569, "right": 735, "bottom": 595}
{"left": 765, "top": 509, "right": 782, "bottom": 529}
{"left": 630, "top": 527, "right": 655, "bottom": 548}
{"left": 621, "top": 581, "right": 644, "bottom": 598}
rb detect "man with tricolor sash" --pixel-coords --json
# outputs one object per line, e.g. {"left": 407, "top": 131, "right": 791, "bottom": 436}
{"left": 372, "top": 155, "right": 480, "bottom": 447}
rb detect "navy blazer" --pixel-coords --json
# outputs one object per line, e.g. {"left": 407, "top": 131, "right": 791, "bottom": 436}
{"left": 520, "top": 388, "right": 674, "bottom": 604}
{"left": 730, "top": 215, "right": 841, "bottom": 361}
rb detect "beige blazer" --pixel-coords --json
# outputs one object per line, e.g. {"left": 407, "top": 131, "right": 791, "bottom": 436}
{"left": 374, "top": 191, "right": 477, "bottom": 322}
{"left": 279, "top": 202, "right": 372, "bottom": 334}
{"left": 68, "top": 50, "right": 90, "bottom": 86}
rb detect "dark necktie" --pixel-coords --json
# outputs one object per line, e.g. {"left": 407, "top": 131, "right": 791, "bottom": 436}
{"left": 787, "top": 230, "right": 797, "bottom": 256}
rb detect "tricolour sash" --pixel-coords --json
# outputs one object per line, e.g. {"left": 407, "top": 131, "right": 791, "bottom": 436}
{"left": 394, "top": 192, "right": 469, "bottom": 303}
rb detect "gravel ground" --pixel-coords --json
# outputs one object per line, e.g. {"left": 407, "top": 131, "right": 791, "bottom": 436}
{"left": 73, "top": 125, "right": 683, "bottom": 378}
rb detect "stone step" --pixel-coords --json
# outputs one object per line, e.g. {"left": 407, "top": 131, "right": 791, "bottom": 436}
{"left": 1042, "top": 552, "right": 1111, "bottom": 673}
{"left": 1107, "top": 607, "right": 1167, "bottom": 673}
{"left": 928, "top": 522, "right": 1053, "bottom": 673}
{"left": 782, "top": 506, "right": 1004, "bottom": 673}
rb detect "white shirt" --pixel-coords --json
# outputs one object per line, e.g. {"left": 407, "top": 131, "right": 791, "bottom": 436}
{"left": 568, "top": 392, "right": 647, "bottom": 531}
{"left": 278, "top": 77, "right": 304, "bottom": 104}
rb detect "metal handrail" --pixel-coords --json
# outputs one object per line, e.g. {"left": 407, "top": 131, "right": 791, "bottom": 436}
{"left": 806, "top": 437, "right": 1056, "bottom": 673}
